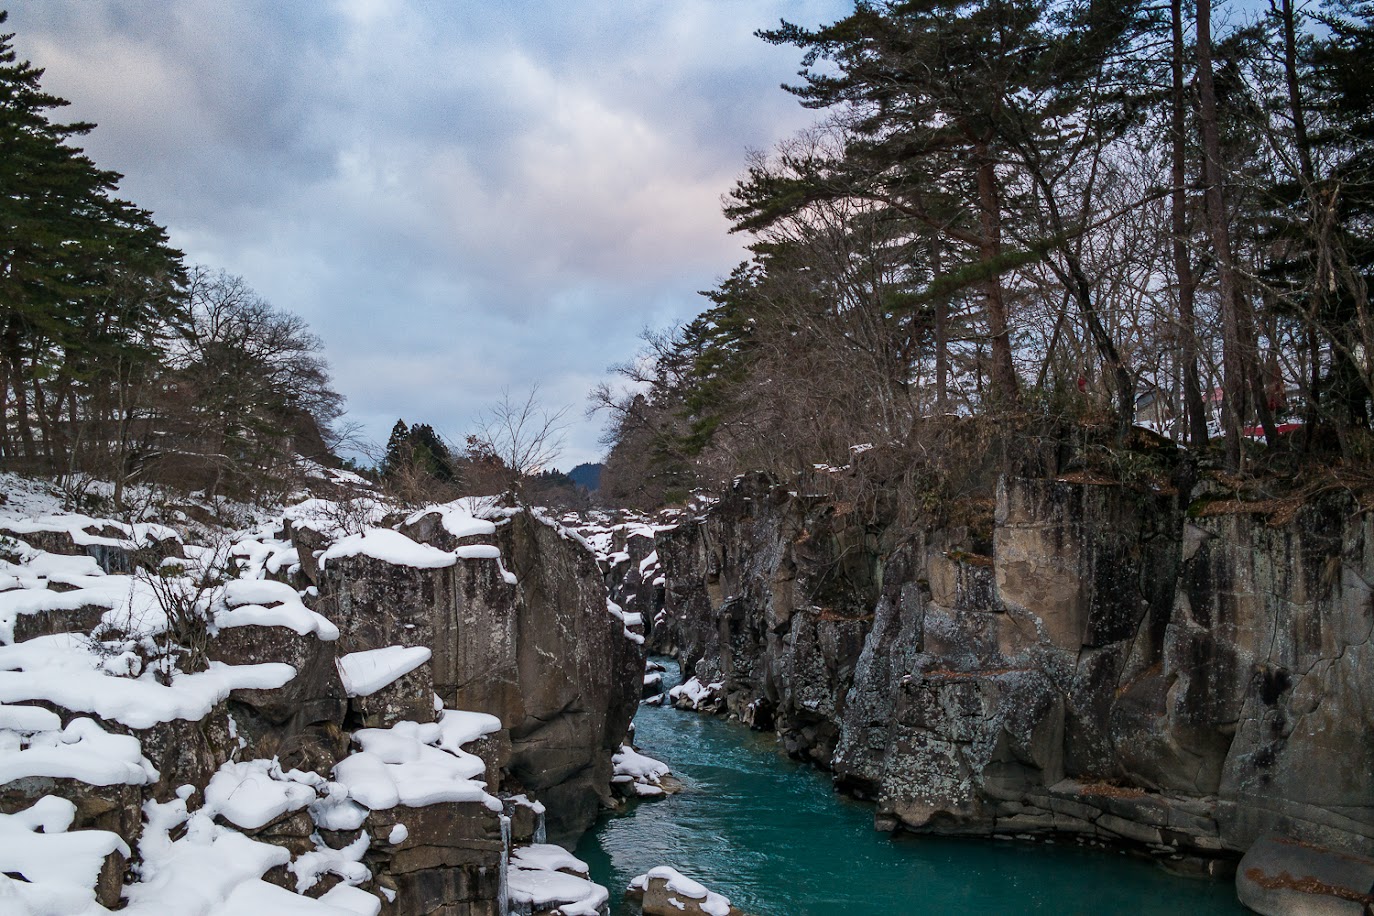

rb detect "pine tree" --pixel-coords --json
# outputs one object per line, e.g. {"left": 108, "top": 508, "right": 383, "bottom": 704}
{"left": 381, "top": 420, "right": 411, "bottom": 477}
{"left": 0, "top": 11, "right": 185, "bottom": 468}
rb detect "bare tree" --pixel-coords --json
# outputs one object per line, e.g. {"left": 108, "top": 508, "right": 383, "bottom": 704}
{"left": 472, "top": 385, "right": 570, "bottom": 492}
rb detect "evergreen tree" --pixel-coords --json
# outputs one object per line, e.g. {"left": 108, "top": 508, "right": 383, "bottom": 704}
{"left": 0, "top": 11, "right": 185, "bottom": 469}
{"left": 746, "top": 0, "right": 1144, "bottom": 425}
{"left": 380, "top": 418, "right": 457, "bottom": 494}
{"left": 407, "top": 422, "right": 456, "bottom": 483}
{"left": 381, "top": 420, "right": 412, "bottom": 477}
{"left": 1306, "top": 0, "right": 1374, "bottom": 429}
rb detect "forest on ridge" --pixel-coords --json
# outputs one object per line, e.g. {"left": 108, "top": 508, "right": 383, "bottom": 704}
{"left": 5, "top": 2, "right": 1374, "bottom": 517}
{"left": 596, "top": 0, "right": 1374, "bottom": 512}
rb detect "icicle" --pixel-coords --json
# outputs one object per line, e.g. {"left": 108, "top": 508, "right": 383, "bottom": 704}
{"left": 498, "top": 813, "right": 511, "bottom": 916}
{"left": 533, "top": 807, "right": 546, "bottom": 845}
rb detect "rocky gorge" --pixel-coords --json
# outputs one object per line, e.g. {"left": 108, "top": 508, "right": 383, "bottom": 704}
{"left": 0, "top": 475, "right": 656, "bottom": 916}
{"left": 639, "top": 460, "right": 1374, "bottom": 913}
{"left": 2, "top": 450, "right": 1370, "bottom": 916}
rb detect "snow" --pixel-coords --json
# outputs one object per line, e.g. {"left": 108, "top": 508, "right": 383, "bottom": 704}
{"left": 121, "top": 793, "right": 382, "bottom": 916}
{"left": 510, "top": 844, "right": 584, "bottom": 874}
{"left": 612, "top": 744, "right": 671, "bottom": 782}
{"left": 296, "top": 460, "right": 374, "bottom": 494}
{"left": 629, "top": 867, "right": 733, "bottom": 916}
{"left": 0, "top": 513, "right": 179, "bottom": 552}
{"left": 606, "top": 599, "right": 645, "bottom": 645}
{"left": 612, "top": 743, "right": 673, "bottom": 798}
{"left": 206, "top": 880, "right": 365, "bottom": 915}
{"left": 0, "top": 634, "right": 296, "bottom": 729}
{"left": 434, "top": 707, "right": 503, "bottom": 748}
{"left": 507, "top": 844, "right": 608, "bottom": 916}
{"left": 289, "top": 829, "right": 370, "bottom": 894}
{"left": 125, "top": 798, "right": 280, "bottom": 915}
{"left": 316, "top": 884, "right": 382, "bottom": 916}
{"left": 280, "top": 498, "right": 388, "bottom": 540}
{"left": 0, "top": 563, "right": 145, "bottom": 645}
{"left": 203, "top": 760, "right": 317, "bottom": 831}
{"left": 0, "top": 702, "right": 61, "bottom": 732}
{"left": 668, "top": 676, "right": 722, "bottom": 711}
{"left": 403, "top": 500, "right": 497, "bottom": 541}
{"left": 0, "top": 484, "right": 524, "bottom": 915}
{"left": 453, "top": 545, "right": 501, "bottom": 560}
{"left": 308, "top": 786, "right": 368, "bottom": 832}
{"left": 17, "top": 550, "right": 105, "bottom": 583}
{"left": 215, "top": 578, "right": 339, "bottom": 641}
{"left": 319, "top": 529, "right": 458, "bottom": 570}
{"left": 0, "top": 716, "right": 158, "bottom": 787}
{"left": 227, "top": 533, "right": 301, "bottom": 583}
{"left": 0, "top": 796, "right": 130, "bottom": 915}
{"left": 332, "top": 715, "right": 502, "bottom": 814}
{"left": 312, "top": 518, "right": 516, "bottom": 582}
{"left": 0, "top": 474, "right": 67, "bottom": 520}
{"left": 336, "top": 646, "right": 432, "bottom": 697}
{"left": 504, "top": 792, "right": 546, "bottom": 815}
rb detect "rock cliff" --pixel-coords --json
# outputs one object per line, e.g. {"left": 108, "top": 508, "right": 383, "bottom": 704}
{"left": 649, "top": 469, "right": 1374, "bottom": 881}
{"left": 0, "top": 478, "right": 643, "bottom": 916}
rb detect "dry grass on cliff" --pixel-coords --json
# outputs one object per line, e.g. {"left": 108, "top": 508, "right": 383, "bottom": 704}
{"left": 1192, "top": 464, "right": 1374, "bottom": 527}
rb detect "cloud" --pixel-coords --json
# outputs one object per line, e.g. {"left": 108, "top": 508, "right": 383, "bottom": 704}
{"left": 7, "top": 0, "right": 850, "bottom": 468}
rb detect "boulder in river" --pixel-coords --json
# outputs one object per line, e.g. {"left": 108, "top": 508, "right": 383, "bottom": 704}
{"left": 627, "top": 866, "right": 741, "bottom": 916}
{"left": 1236, "top": 835, "right": 1374, "bottom": 915}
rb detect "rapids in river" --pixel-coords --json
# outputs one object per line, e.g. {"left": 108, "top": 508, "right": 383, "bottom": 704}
{"left": 576, "top": 659, "right": 1246, "bottom": 916}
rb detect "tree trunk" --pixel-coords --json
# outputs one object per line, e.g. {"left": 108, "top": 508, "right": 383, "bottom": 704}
{"left": 1279, "top": 0, "right": 1316, "bottom": 188}
{"left": 1173, "top": 0, "right": 1210, "bottom": 449}
{"left": 974, "top": 147, "right": 1019, "bottom": 406}
{"left": 932, "top": 240, "right": 949, "bottom": 411}
{"left": 1275, "top": 0, "right": 1324, "bottom": 450}
{"left": 1197, "top": 0, "right": 1276, "bottom": 464}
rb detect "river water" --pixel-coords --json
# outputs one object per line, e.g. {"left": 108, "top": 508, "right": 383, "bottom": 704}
{"left": 576, "top": 659, "right": 1246, "bottom": 916}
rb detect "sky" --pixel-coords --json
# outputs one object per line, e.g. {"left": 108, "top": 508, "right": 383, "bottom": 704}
{"left": 6, "top": 0, "right": 849, "bottom": 470}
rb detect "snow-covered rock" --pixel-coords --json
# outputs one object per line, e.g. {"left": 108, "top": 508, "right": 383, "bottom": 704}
{"left": 507, "top": 844, "right": 608, "bottom": 916}
{"left": 0, "top": 476, "right": 637, "bottom": 915}
{"left": 627, "top": 866, "right": 737, "bottom": 916}
{"left": 610, "top": 743, "right": 679, "bottom": 799}
{"left": 668, "top": 676, "right": 724, "bottom": 713}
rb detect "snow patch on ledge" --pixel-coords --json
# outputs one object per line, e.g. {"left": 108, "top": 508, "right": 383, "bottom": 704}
{"left": 319, "top": 528, "right": 458, "bottom": 570}
{"left": 204, "top": 759, "right": 317, "bottom": 831}
{"left": 606, "top": 599, "right": 645, "bottom": 645}
{"left": 668, "top": 676, "right": 723, "bottom": 712}
{"left": 508, "top": 844, "right": 608, "bottom": 916}
{"left": 403, "top": 500, "right": 498, "bottom": 541}
{"left": 332, "top": 713, "right": 502, "bottom": 814}
{"left": 336, "top": 646, "right": 432, "bottom": 697}
{"left": 611, "top": 744, "right": 672, "bottom": 798}
{"left": 0, "top": 796, "right": 131, "bottom": 913}
{"left": 0, "top": 633, "right": 296, "bottom": 730}
{"left": 0, "top": 715, "right": 158, "bottom": 787}
{"left": 215, "top": 578, "right": 339, "bottom": 641}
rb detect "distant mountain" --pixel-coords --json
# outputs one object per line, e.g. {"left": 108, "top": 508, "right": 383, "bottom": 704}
{"left": 567, "top": 462, "right": 602, "bottom": 491}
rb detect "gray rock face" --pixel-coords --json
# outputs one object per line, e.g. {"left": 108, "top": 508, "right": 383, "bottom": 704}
{"left": 321, "top": 507, "right": 645, "bottom": 844}
{"left": 647, "top": 471, "right": 1374, "bottom": 867}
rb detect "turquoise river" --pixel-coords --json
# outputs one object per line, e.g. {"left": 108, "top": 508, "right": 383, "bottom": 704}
{"left": 576, "top": 659, "right": 1247, "bottom": 916}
